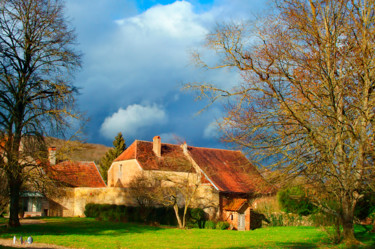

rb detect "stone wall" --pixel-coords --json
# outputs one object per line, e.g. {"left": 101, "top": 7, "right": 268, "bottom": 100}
{"left": 48, "top": 187, "right": 136, "bottom": 217}
{"left": 48, "top": 184, "right": 220, "bottom": 217}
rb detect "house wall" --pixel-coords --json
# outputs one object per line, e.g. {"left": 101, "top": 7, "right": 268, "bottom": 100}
{"left": 47, "top": 178, "right": 220, "bottom": 218}
{"left": 108, "top": 160, "right": 142, "bottom": 187}
{"left": 222, "top": 206, "right": 251, "bottom": 231}
{"left": 48, "top": 188, "right": 75, "bottom": 217}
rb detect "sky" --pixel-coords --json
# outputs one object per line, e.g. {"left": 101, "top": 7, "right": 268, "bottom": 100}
{"left": 64, "top": 0, "right": 268, "bottom": 149}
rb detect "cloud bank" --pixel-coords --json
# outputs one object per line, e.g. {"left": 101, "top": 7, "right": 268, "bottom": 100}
{"left": 100, "top": 104, "right": 167, "bottom": 139}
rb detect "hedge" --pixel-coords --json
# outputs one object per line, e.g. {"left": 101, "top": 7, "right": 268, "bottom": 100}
{"left": 84, "top": 204, "right": 210, "bottom": 227}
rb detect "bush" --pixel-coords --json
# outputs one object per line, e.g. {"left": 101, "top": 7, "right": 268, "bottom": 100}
{"left": 187, "top": 208, "right": 206, "bottom": 229}
{"left": 216, "top": 221, "right": 230, "bottom": 230}
{"left": 84, "top": 204, "right": 182, "bottom": 226}
{"left": 205, "top": 220, "right": 216, "bottom": 229}
{"left": 355, "top": 190, "right": 375, "bottom": 221}
{"left": 84, "top": 203, "right": 100, "bottom": 218}
{"left": 277, "top": 186, "right": 316, "bottom": 216}
{"left": 84, "top": 204, "right": 126, "bottom": 222}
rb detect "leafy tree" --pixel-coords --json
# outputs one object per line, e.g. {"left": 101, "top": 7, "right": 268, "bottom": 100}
{"left": 188, "top": 0, "right": 375, "bottom": 244}
{"left": 0, "top": 0, "right": 81, "bottom": 227}
{"left": 100, "top": 132, "right": 126, "bottom": 183}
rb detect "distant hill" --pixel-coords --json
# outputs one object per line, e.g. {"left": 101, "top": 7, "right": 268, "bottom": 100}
{"left": 45, "top": 137, "right": 111, "bottom": 164}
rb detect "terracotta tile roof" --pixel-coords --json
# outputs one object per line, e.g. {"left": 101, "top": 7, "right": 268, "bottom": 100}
{"left": 48, "top": 161, "right": 106, "bottom": 188}
{"left": 223, "top": 198, "right": 248, "bottom": 211}
{"left": 187, "top": 147, "right": 272, "bottom": 194}
{"left": 114, "top": 139, "right": 272, "bottom": 194}
{"left": 115, "top": 140, "right": 195, "bottom": 172}
{"left": 114, "top": 141, "right": 136, "bottom": 161}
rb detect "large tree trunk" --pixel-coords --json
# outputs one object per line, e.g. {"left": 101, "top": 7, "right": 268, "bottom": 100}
{"left": 341, "top": 198, "right": 359, "bottom": 245}
{"left": 8, "top": 179, "right": 21, "bottom": 227}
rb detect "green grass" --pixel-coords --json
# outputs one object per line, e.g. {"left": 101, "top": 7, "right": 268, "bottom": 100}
{"left": 0, "top": 217, "right": 374, "bottom": 249}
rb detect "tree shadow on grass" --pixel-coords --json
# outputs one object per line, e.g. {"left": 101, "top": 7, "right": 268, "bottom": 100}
{"left": 354, "top": 232, "right": 375, "bottom": 248}
{"left": 0, "top": 245, "right": 64, "bottom": 249}
{"left": 223, "top": 243, "right": 318, "bottom": 249}
{"left": 274, "top": 242, "right": 319, "bottom": 248}
{"left": 0, "top": 218, "right": 165, "bottom": 238}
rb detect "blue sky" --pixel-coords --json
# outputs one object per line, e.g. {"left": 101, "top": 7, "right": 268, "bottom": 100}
{"left": 64, "top": 0, "right": 268, "bottom": 148}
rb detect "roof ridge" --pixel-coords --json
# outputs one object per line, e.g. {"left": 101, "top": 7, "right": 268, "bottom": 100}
{"left": 135, "top": 139, "right": 138, "bottom": 158}
{"left": 137, "top": 140, "right": 183, "bottom": 147}
{"left": 137, "top": 140, "right": 239, "bottom": 152}
{"left": 58, "top": 160, "right": 95, "bottom": 164}
{"left": 187, "top": 145, "right": 240, "bottom": 153}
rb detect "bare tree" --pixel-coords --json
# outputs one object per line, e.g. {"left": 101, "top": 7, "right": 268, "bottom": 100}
{"left": 128, "top": 153, "right": 201, "bottom": 229}
{"left": 0, "top": 0, "right": 81, "bottom": 227}
{"left": 187, "top": 0, "right": 375, "bottom": 245}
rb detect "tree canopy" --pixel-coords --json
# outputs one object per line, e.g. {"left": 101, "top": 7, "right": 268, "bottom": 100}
{"left": 0, "top": 0, "right": 81, "bottom": 227}
{"left": 188, "top": 0, "right": 375, "bottom": 244}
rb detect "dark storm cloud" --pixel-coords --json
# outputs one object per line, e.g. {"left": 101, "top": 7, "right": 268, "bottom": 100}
{"left": 64, "top": 0, "right": 266, "bottom": 148}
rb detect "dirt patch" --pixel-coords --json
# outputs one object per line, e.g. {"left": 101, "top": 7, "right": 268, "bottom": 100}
{"left": 19, "top": 219, "right": 46, "bottom": 225}
{"left": 0, "top": 238, "right": 73, "bottom": 249}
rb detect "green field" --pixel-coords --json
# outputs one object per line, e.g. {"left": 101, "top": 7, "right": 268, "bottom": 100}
{"left": 0, "top": 218, "right": 374, "bottom": 248}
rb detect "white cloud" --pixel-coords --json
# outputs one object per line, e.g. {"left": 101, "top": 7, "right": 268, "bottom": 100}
{"left": 100, "top": 104, "right": 167, "bottom": 139}
{"left": 203, "top": 120, "right": 220, "bottom": 139}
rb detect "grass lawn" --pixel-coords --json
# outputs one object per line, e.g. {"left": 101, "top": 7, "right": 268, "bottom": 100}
{"left": 0, "top": 217, "right": 374, "bottom": 249}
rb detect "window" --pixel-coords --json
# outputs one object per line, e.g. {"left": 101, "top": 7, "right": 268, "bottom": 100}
{"left": 118, "top": 164, "right": 122, "bottom": 178}
{"left": 23, "top": 197, "right": 42, "bottom": 212}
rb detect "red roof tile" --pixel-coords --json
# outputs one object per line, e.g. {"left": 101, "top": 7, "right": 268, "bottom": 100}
{"left": 48, "top": 161, "right": 106, "bottom": 188}
{"left": 114, "top": 141, "right": 136, "bottom": 161}
{"left": 187, "top": 147, "right": 272, "bottom": 194}
{"left": 114, "top": 139, "right": 272, "bottom": 194}
{"left": 223, "top": 198, "right": 248, "bottom": 211}
{"left": 115, "top": 140, "right": 195, "bottom": 172}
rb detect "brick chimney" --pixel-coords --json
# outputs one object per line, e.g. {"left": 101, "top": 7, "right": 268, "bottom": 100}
{"left": 153, "top": 136, "right": 161, "bottom": 157}
{"left": 48, "top": 147, "right": 56, "bottom": 165}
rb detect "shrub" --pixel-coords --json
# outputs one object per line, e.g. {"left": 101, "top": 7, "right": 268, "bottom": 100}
{"left": 205, "top": 220, "right": 216, "bottom": 229}
{"left": 216, "top": 221, "right": 230, "bottom": 230}
{"left": 84, "top": 204, "right": 126, "bottom": 222}
{"left": 84, "top": 204, "right": 183, "bottom": 225}
{"left": 187, "top": 208, "right": 206, "bottom": 229}
{"left": 355, "top": 190, "right": 375, "bottom": 221}
{"left": 84, "top": 203, "right": 99, "bottom": 218}
{"left": 268, "top": 213, "right": 284, "bottom": 226}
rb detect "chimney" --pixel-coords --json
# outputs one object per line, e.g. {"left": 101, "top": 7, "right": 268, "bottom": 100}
{"left": 181, "top": 141, "right": 188, "bottom": 154}
{"left": 153, "top": 136, "right": 161, "bottom": 157}
{"left": 48, "top": 147, "right": 56, "bottom": 165}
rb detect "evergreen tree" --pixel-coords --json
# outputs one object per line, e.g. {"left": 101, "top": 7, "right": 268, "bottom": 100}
{"left": 100, "top": 133, "right": 126, "bottom": 183}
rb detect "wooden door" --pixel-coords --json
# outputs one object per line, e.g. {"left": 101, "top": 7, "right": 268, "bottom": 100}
{"left": 238, "top": 213, "right": 245, "bottom": 231}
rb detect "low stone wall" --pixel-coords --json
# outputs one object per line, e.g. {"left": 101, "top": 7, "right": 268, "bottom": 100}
{"left": 48, "top": 185, "right": 220, "bottom": 218}
{"left": 48, "top": 187, "right": 136, "bottom": 217}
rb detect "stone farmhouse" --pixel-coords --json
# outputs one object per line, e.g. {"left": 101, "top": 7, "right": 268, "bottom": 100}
{"left": 107, "top": 136, "right": 273, "bottom": 230}
{"left": 20, "top": 136, "right": 273, "bottom": 231}
{"left": 21, "top": 147, "right": 106, "bottom": 217}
